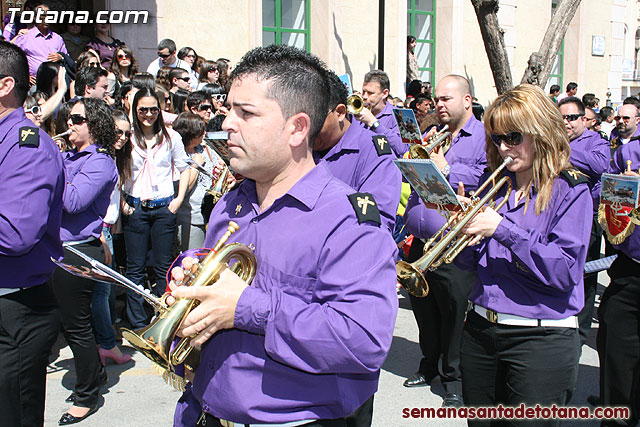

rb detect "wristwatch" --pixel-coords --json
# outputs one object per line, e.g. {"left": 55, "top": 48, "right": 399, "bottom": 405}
{"left": 370, "top": 120, "right": 381, "bottom": 131}
{"left": 441, "top": 164, "right": 451, "bottom": 177}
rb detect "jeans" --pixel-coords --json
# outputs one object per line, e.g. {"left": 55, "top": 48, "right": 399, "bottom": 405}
{"left": 123, "top": 205, "right": 176, "bottom": 328}
{"left": 91, "top": 226, "right": 117, "bottom": 349}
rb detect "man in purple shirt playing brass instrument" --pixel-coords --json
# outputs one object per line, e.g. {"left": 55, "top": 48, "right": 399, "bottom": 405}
{"left": 0, "top": 40, "right": 65, "bottom": 427}
{"left": 169, "top": 45, "right": 398, "bottom": 427}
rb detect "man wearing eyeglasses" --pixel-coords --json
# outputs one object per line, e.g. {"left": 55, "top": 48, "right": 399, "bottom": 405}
{"left": 146, "top": 38, "right": 190, "bottom": 78}
{"left": 610, "top": 104, "right": 640, "bottom": 152}
{"left": 169, "top": 68, "right": 192, "bottom": 94}
{"left": 0, "top": 40, "right": 65, "bottom": 427}
{"left": 557, "top": 96, "right": 610, "bottom": 347}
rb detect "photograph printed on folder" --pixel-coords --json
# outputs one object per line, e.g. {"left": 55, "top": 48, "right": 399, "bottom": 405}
{"left": 600, "top": 173, "right": 640, "bottom": 208}
{"left": 394, "top": 158, "right": 462, "bottom": 211}
{"left": 392, "top": 108, "right": 422, "bottom": 145}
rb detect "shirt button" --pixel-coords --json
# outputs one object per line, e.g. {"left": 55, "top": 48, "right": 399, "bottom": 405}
{"left": 251, "top": 218, "right": 258, "bottom": 224}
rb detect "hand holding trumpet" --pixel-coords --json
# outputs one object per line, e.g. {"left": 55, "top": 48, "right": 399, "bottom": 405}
{"left": 453, "top": 182, "right": 503, "bottom": 246}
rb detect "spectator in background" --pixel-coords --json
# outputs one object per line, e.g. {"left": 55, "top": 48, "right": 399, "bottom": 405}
{"left": 12, "top": 1, "right": 68, "bottom": 80}
{"left": 146, "top": 38, "right": 190, "bottom": 77}
{"left": 557, "top": 81, "right": 578, "bottom": 103}
{"left": 75, "top": 49, "right": 100, "bottom": 71}
{"left": 407, "top": 35, "right": 419, "bottom": 90}
{"left": 171, "top": 89, "right": 190, "bottom": 115}
{"left": 410, "top": 95, "right": 431, "bottom": 124}
{"left": 109, "top": 45, "right": 139, "bottom": 84}
{"left": 169, "top": 68, "right": 192, "bottom": 94}
{"left": 61, "top": 23, "right": 89, "bottom": 61}
{"left": 155, "top": 66, "right": 172, "bottom": 90}
{"left": 405, "top": 79, "right": 423, "bottom": 107}
{"left": 2, "top": 0, "right": 37, "bottom": 40}
{"left": 197, "top": 60, "right": 220, "bottom": 90}
{"left": 549, "top": 84, "right": 560, "bottom": 103}
{"left": 177, "top": 46, "right": 200, "bottom": 90}
{"left": 216, "top": 58, "right": 232, "bottom": 92}
{"left": 75, "top": 66, "right": 109, "bottom": 101}
{"left": 599, "top": 106, "right": 615, "bottom": 139}
{"left": 187, "top": 91, "right": 213, "bottom": 124}
{"left": 582, "top": 93, "right": 598, "bottom": 110}
{"left": 584, "top": 107, "right": 597, "bottom": 131}
{"left": 87, "top": 23, "right": 124, "bottom": 69}
{"left": 201, "top": 84, "right": 228, "bottom": 116}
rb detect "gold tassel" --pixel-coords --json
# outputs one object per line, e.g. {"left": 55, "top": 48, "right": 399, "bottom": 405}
{"left": 151, "top": 362, "right": 187, "bottom": 392}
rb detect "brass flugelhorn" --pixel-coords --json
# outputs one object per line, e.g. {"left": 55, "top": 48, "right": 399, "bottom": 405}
{"left": 121, "top": 221, "right": 256, "bottom": 389}
{"left": 397, "top": 156, "right": 513, "bottom": 297}
{"left": 346, "top": 93, "right": 364, "bottom": 115}
{"left": 406, "top": 125, "right": 451, "bottom": 159}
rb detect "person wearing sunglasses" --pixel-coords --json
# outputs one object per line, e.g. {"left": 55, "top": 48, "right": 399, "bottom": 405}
{"left": 87, "top": 22, "right": 124, "bottom": 69}
{"left": 51, "top": 97, "right": 118, "bottom": 425}
{"left": 120, "top": 88, "right": 190, "bottom": 330}
{"left": 177, "top": 47, "right": 200, "bottom": 90}
{"left": 609, "top": 104, "right": 640, "bottom": 153}
{"left": 197, "top": 60, "right": 220, "bottom": 90}
{"left": 109, "top": 45, "right": 139, "bottom": 84}
{"left": 146, "top": 38, "right": 190, "bottom": 78}
{"left": 169, "top": 68, "right": 192, "bottom": 94}
{"left": 557, "top": 96, "right": 610, "bottom": 348}
{"left": 401, "top": 75, "right": 487, "bottom": 407}
{"left": 187, "top": 91, "right": 214, "bottom": 123}
{"left": 453, "top": 84, "right": 592, "bottom": 422}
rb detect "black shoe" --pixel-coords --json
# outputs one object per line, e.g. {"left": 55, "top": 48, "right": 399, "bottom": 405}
{"left": 58, "top": 406, "right": 97, "bottom": 425}
{"left": 403, "top": 372, "right": 435, "bottom": 388}
{"left": 442, "top": 393, "right": 464, "bottom": 407}
{"left": 65, "top": 393, "right": 76, "bottom": 403}
{"left": 587, "top": 395, "right": 600, "bottom": 407}
{"left": 99, "top": 367, "right": 108, "bottom": 387}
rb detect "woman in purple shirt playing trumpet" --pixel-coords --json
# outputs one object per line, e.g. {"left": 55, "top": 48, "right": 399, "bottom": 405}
{"left": 455, "top": 84, "right": 592, "bottom": 426}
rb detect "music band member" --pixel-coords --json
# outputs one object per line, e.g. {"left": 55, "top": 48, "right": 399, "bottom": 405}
{"left": 456, "top": 84, "right": 591, "bottom": 426}
{"left": 51, "top": 97, "right": 118, "bottom": 425}
{"left": 169, "top": 45, "right": 398, "bottom": 426}
{"left": 402, "top": 75, "right": 486, "bottom": 407}
{"left": 609, "top": 104, "right": 640, "bottom": 153}
{"left": 557, "top": 96, "right": 609, "bottom": 346}
{"left": 313, "top": 70, "right": 402, "bottom": 233}
{"left": 0, "top": 40, "right": 65, "bottom": 427}
{"left": 354, "top": 70, "right": 407, "bottom": 157}
{"left": 597, "top": 139, "right": 640, "bottom": 426}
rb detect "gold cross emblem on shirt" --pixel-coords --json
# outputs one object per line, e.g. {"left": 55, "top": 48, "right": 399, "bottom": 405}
{"left": 357, "top": 196, "right": 375, "bottom": 215}
{"left": 566, "top": 170, "right": 579, "bottom": 180}
{"left": 235, "top": 204, "right": 242, "bottom": 215}
{"left": 377, "top": 137, "right": 388, "bottom": 150}
{"left": 21, "top": 128, "right": 35, "bottom": 141}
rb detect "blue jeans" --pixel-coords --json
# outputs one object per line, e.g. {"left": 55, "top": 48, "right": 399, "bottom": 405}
{"left": 122, "top": 205, "right": 176, "bottom": 328}
{"left": 91, "top": 226, "right": 117, "bottom": 349}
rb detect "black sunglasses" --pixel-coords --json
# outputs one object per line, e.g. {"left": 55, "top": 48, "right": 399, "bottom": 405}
{"left": 198, "top": 104, "right": 213, "bottom": 111}
{"left": 562, "top": 113, "right": 584, "bottom": 122}
{"left": 614, "top": 115, "right": 633, "bottom": 122}
{"left": 25, "top": 105, "right": 41, "bottom": 115}
{"left": 115, "top": 129, "right": 131, "bottom": 138}
{"left": 69, "top": 114, "right": 87, "bottom": 125}
{"left": 177, "top": 77, "right": 190, "bottom": 83}
{"left": 138, "top": 106, "right": 160, "bottom": 115}
{"left": 158, "top": 52, "right": 172, "bottom": 59}
{"left": 490, "top": 131, "right": 524, "bottom": 148}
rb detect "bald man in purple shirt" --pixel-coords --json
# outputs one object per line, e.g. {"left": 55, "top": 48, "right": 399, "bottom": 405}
{"left": 169, "top": 46, "right": 397, "bottom": 427}
{"left": 12, "top": 2, "right": 68, "bottom": 78}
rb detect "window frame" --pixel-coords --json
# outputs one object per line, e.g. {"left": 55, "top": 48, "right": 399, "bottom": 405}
{"left": 407, "top": 0, "right": 436, "bottom": 83}
{"left": 262, "top": 0, "right": 311, "bottom": 52}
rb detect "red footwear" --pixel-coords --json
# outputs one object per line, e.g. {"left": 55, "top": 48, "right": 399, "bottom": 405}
{"left": 99, "top": 347, "right": 132, "bottom": 365}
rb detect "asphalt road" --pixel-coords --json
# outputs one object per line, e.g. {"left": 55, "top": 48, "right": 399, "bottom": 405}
{"left": 43, "top": 275, "right": 606, "bottom": 427}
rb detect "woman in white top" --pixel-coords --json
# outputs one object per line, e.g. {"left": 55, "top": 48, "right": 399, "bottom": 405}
{"left": 120, "top": 88, "right": 190, "bottom": 329}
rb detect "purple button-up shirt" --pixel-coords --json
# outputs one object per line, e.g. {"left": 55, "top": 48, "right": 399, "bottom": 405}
{"left": 403, "top": 115, "right": 488, "bottom": 238}
{"left": 60, "top": 144, "right": 117, "bottom": 242}
{"left": 314, "top": 121, "right": 401, "bottom": 232}
{"left": 610, "top": 125, "right": 640, "bottom": 146}
{"left": 12, "top": 26, "right": 68, "bottom": 76}
{"left": 357, "top": 101, "right": 407, "bottom": 157}
{"left": 175, "top": 163, "right": 398, "bottom": 425}
{"left": 569, "top": 129, "right": 609, "bottom": 213}
{"left": 0, "top": 108, "right": 64, "bottom": 288}
{"left": 456, "top": 170, "right": 592, "bottom": 319}
{"left": 609, "top": 140, "right": 640, "bottom": 260}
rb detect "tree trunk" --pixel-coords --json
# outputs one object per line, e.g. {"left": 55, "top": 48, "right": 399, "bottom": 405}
{"left": 521, "top": 0, "right": 582, "bottom": 87}
{"left": 471, "top": 0, "right": 513, "bottom": 94}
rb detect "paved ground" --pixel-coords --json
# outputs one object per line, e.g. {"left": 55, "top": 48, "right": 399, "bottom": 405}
{"left": 44, "top": 274, "right": 607, "bottom": 426}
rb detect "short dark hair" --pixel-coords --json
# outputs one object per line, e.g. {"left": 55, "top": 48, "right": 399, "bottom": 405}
{"left": 0, "top": 40, "right": 30, "bottom": 103}
{"left": 599, "top": 106, "right": 614, "bottom": 120}
{"left": 582, "top": 93, "right": 597, "bottom": 108}
{"left": 131, "top": 72, "right": 156, "bottom": 91}
{"left": 407, "top": 35, "right": 416, "bottom": 45}
{"left": 566, "top": 82, "right": 578, "bottom": 92}
{"left": 186, "top": 91, "right": 211, "bottom": 110}
{"left": 557, "top": 96, "right": 585, "bottom": 114}
{"left": 549, "top": 84, "right": 560, "bottom": 94}
{"left": 75, "top": 66, "right": 108, "bottom": 96}
{"left": 326, "top": 70, "right": 348, "bottom": 111}
{"left": 171, "top": 89, "right": 190, "bottom": 114}
{"left": 157, "top": 39, "right": 176, "bottom": 53}
{"left": 623, "top": 96, "right": 640, "bottom": 109}
{"left": 364, "top": 70, "right": 390, "bottom": 92}
{"left": 75, "top": 97, "right": 116, "bottom": 157}
{"left": 173, "top": 112, "right": 205, "bottom": 144}
{"left": 406, "top": 79, "right": 423, "bottom": 98}
{"left": 230, "top": 45, "right": 330, "bottom": 145}
{"left": 169, "top": 68, "right": 188, "bottom": 86}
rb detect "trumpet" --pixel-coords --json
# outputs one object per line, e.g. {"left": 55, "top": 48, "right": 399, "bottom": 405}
{"left": 121, "top": 221, "right": 256, "bottom": 390}
{"left": 406, "top": 125, "right": 452, "bottom": 159}
{"left": 397, "top": 157, "right": 513, "bottom": 297}
{"left": 208, "top": 163, "right": 231, "bottom": 205}
{"left": 346, "top": 94, "right": 364, "bottom": 115}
